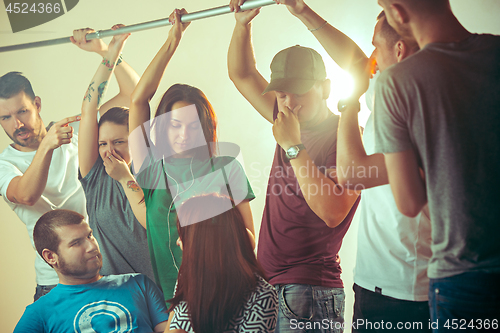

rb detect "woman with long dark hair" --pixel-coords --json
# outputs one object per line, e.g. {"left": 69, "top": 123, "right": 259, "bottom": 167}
{"left": 129, "top": 9, "right": 256, "bottom": 304}
{"left": 166, "top": 194, "right": 277, "bottom": 333}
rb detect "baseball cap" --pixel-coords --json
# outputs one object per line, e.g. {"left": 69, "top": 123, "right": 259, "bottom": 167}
{"left": 262, "top": 45, "right": 327, "bottom": 95}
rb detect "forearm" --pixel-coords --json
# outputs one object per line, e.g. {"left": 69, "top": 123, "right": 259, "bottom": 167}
{"left": 130, "top": 35, "right": 180, "bottom": 132}
{"left": 82, "top": 49, "right": 121, "bottom": 116}
{"left": 131, "top": 35, "right": 180, "bottom": 106}
{"left": 337, "top": 108, "right": 388, "bottom": 189}
{"left": 385, "top": 150, "right": 427, "bottom": 217}
{"left": 119, "top": 176, "right": 147, "bottom": 229}
{"left": 228, "top": 22, "right": 257, "bottom": 81}
{"left": 293, "top": 5, "right": 367, "bottom": 74}
{"left": 290, "top": 151, "right": 359, "bottom": 227}
{"left": 8, "top": 146, "right": 53, "bottom": 205}
{"left": 79, "top": 49, "right": 120, "bottom": 177}
{"left": 113, "top": 59, "right": 140, "bottom": 105}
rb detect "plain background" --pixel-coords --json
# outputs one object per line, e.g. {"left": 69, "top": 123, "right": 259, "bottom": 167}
{"left": 0, "top": 0, "right": 499, "bottom": 331}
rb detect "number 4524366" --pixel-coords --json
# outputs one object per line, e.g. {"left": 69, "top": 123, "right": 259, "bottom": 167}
{"left": 5, "top": 3, "right": 61, "bottom": 14}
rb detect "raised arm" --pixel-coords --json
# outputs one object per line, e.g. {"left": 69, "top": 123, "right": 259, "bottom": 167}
{"left": 280, "top": 0, "right": 369, "bottom": 97}
{"left": 73, "top": 25, "right": 130, "bottom": 178}
{"left": 228, "top": 3, "right": 275, "bottom": 123}
{"left": 129, "top": 9, "right": 190, "bottom": 169}
{"left": 275, "top": 0, "right": 384, "bottom": 189}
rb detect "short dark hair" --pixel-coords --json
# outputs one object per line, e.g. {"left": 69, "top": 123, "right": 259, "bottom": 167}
{"left": 0, "top": 72, "right": 35, "bottom": 101}
{"left": 98, "top": 106, "right": 129, "bottom": 131}
{"left": 34, "top": 209, "right": 85, "bottom": 266}
{"left": 377, "top": 11, "right": 402, "bottom": 48}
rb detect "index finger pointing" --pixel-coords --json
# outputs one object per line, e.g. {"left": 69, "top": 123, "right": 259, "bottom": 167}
{"left": 57, "top": 115, "right": 81, "bottom": 127}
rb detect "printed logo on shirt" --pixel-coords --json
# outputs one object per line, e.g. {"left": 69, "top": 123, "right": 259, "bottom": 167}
{"left": 73, "top": 300, "right": 132, "bottom": 332}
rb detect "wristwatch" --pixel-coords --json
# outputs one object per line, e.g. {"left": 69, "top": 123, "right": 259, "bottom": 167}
{"left": 337, "top": 98, "right": 361, "bottom": 113}
{"left": 285, "top": 144, "right": 306, "bottom": 160}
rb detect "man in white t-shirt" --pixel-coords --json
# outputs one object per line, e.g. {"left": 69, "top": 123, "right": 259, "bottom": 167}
{"left": 0, "top": 71, "right": 84, "bottom": 301}
{"left": 335, "top": 12, "right": 432, "bottom": 332}
{"left": 0, "top": 27, "right": 138, "bottom": 301}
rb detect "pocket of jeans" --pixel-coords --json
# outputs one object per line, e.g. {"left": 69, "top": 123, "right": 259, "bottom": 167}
{"left": 320, "top": 289, "right": 345, "bottom": 322}
{"left": 280, "top": 284, "right": 314, "bottom": 321}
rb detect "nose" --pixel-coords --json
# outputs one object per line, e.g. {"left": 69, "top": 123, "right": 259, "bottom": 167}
{"left": 86, "top": 236, "right": 99, "bottom": 253}
{"left": 13, "top": 116, "right": 23, "bottom": 129}
{"left": 103, "top": 143, "right": 113, "bottom": 157}
{"left": 284, "top": 94, "right": 297, "bottom": 110}
{"left": 178, "top": 126, "right": 188, "bottom": 141}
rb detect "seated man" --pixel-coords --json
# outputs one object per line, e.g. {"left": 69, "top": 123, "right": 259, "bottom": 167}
{"left": 14, "top": 209, "right": 168, "bottom": 333}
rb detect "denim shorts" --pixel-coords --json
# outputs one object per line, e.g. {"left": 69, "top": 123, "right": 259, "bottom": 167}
{"left": 274, "top": 284, "right": 345, "bottom": 333}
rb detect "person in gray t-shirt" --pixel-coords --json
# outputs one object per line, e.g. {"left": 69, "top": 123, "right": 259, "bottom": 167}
{"left": 374, "top": 0, "right": 500, "bottom": 329}
{"left": 74, "top": 25, "right": 154, "bottom": 281}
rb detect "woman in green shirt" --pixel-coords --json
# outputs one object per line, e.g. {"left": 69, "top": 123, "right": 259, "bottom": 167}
{"left": 129, "top": 9, "right": 256, "bottom": 304}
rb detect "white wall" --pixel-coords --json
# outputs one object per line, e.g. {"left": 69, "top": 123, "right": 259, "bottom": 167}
{"left": 0, "top": 0, "right": 499, "bottom": 332}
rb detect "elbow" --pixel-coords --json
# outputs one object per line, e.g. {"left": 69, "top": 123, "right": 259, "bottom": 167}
{"left": 337, "top": 173, "right": 350, "bottom": 188}
{"left": 323, "top": 216, "right": 343, "bottom": 228}
{"left": 337, "top": 173, "right": 359, "bottom": 190}
{"left": 228, "top": 69, "right": 241, "bottom": 85}
{"left": 16, "top": 195, "right": 38, "bottom": 206}
{"left": 319, "top": 209, "right": 347, "bottom": 228}
{"left": 130, "top": 89, "right": 151, "bottom": 107}
{"left": 396, "top": 200, "right": 425, "bottom": 218}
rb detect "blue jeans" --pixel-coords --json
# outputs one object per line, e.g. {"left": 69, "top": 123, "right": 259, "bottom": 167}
{"left": 352, "top": 284, "right": 431, "bottom": 332}
{"left": 429, "top": 271, "right": 500, "bottom": 332}
{"left": 34, "top": 284, "right": 57, "bottom": 302}
{"left": 275, "top": 284, "right": 345, "bottom": 333}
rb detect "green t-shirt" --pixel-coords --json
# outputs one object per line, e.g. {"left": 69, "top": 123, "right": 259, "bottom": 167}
{"left": 137, "top": 155, "right": 255, "bottom": 303}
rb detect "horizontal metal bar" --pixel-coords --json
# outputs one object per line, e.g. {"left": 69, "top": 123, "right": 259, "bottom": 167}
{"left": 0, "top": 0, "right": 275, "bottom": 53}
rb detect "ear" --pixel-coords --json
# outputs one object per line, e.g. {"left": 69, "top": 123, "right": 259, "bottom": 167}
{"left": 390, "top": 3, "right": 410, "bottom": 24}
{"left": 42, "top": 248, "right": 58, "bottom": 268}
{"left": 33, "top": 96, "right": 42, "bottom": 113}
{"left": 321, "top": 79, "right": 331, "bottom": 100}
{"left": 395, "top": 40, "right": 408, "bottom": 62}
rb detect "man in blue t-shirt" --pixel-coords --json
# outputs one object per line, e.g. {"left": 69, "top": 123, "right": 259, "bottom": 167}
{"left": 14, "top": 209, "right": 169, "bottom": 333}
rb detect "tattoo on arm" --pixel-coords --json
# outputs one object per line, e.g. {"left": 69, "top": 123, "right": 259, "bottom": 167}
{"left": 84, "top": 82, "right": 95, "bottom": 103}
{"left": 127, "top": 180, "right": 141, "bottom": 192}
{"left": 97, "top": 81, "right": 108, "bottom": 107}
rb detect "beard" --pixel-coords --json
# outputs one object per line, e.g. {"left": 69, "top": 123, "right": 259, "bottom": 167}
{"left": 58, "top": 252, "right": 103, "bottom": 278}
{"left": 6, "top": 115, "right": 44, "bottom": 148}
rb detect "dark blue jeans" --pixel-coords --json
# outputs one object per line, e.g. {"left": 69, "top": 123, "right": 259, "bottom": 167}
{"left": 429, "top": 271, "right": 500, "bottom": 332}
{"left": 352, "top": 284, "right": 431, "bottom": 332}
{"left": 34, "top": 284, "right": 57, "bottom": 302}
{"left": 275, "top": 284, "right": 345, "bottom": 333}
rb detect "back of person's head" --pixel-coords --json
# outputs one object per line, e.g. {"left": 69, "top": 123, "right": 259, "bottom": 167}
{"left": 377, "top": 11, "right": 402, "bottom": 48}
{"left": 155, "top": 84, "right": 217, "bottom": 150}
{"left": 0, "top": 72, "right": 35, "bottom": 101}
{"left": 168, "top": 194, "right": 266, "bottom": 333}
{"left": 34, "top": 209, "right": 85, "bottom": 266}
{"left": 262, "top": 45, "right": 327, "bottom": 95}
{"left": 377, "top": 11, "right": 420, "bottom": 53}
{"left": 98, "top": 106, "right": 129, "bottom": 130}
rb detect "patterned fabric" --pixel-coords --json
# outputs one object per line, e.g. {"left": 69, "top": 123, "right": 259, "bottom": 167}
{"left": 169, "top": 275, "right": 278, "bottom": 332}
